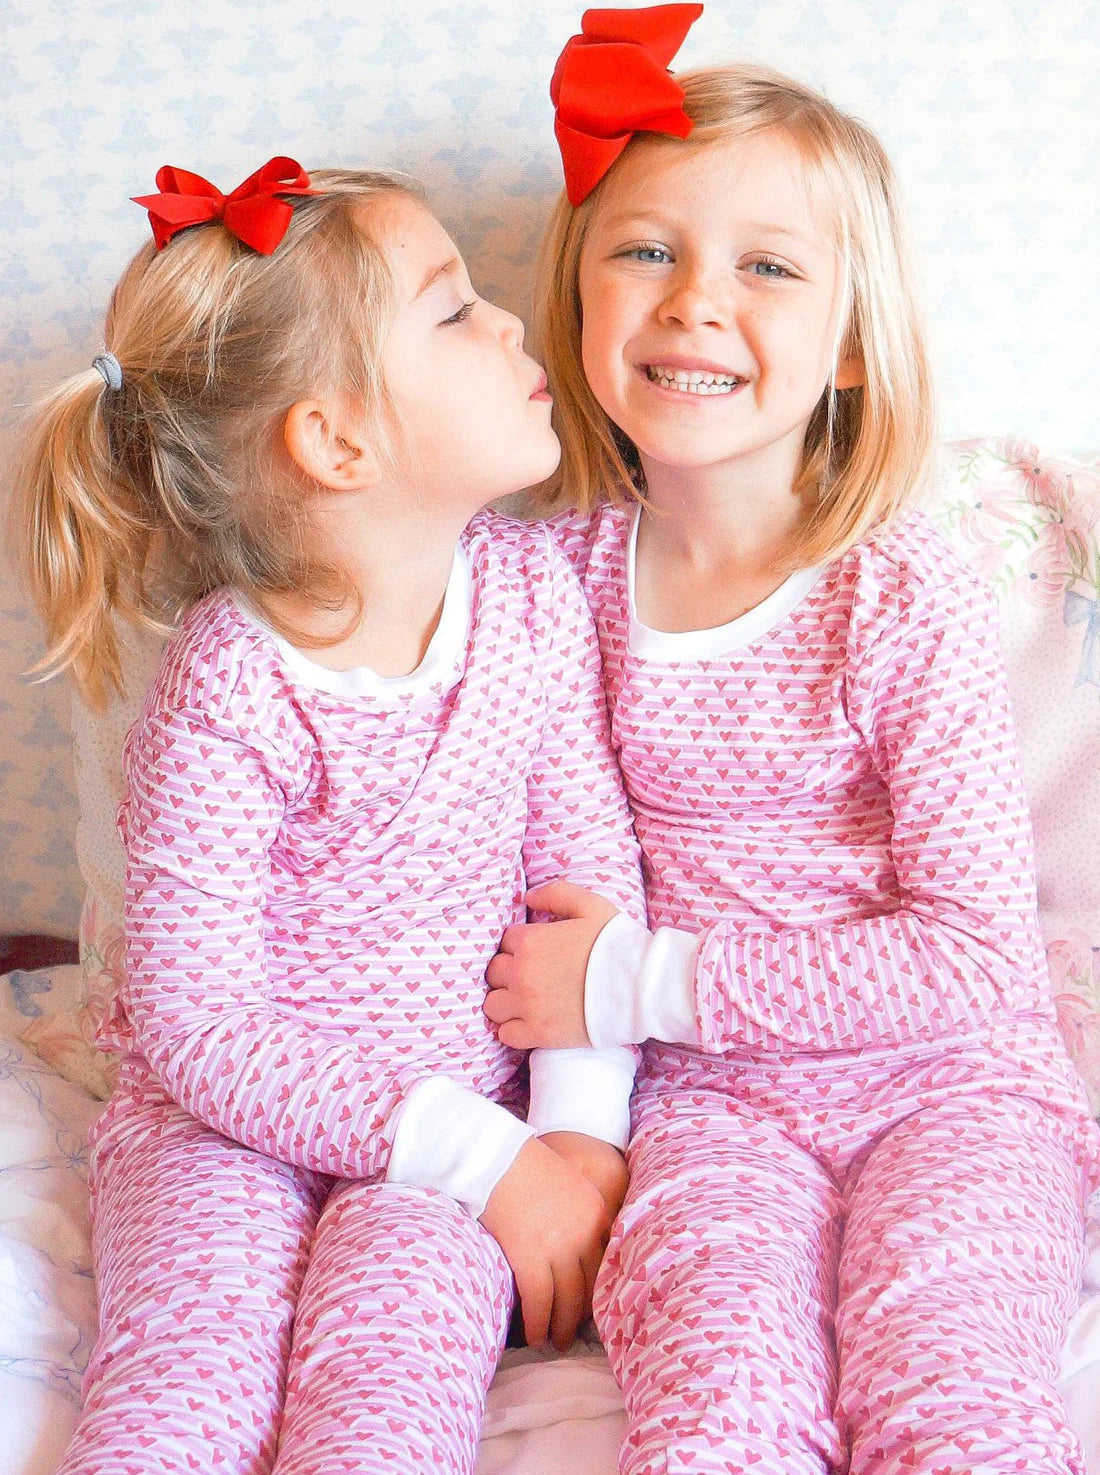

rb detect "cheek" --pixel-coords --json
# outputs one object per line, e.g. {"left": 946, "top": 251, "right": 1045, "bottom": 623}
{"left": 581, "top": 296, "right": 630, "bottom": 386}
{"left": 579, "top": 310, "right": 607, "bottom": 389}
{"left": 756, "top": 305, "right": 835, "bottom": 383}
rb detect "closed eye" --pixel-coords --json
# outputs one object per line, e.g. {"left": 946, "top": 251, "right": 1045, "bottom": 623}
{"left": 442, "top": 300, "right": 476, "bottom": 325}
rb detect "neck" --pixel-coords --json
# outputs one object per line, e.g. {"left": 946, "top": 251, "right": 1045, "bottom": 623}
{"left": 630, "top": 440, "right": 813, "bottom": 635}
{"left": 262, "top": 491, "right": 475, "bottom": 677}
{"left": 638, "top": 439, "right": 808, "bottom": 572}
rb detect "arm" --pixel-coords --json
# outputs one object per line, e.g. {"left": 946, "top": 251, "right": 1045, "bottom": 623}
{"left": 491, "top": 556, "right": 1051, "bottom": 1055}
{"left": 520, "top": 525, "right": 643, "bottom": 918}
{"left": 121, "top": 703, "right": 532, "bottom": 1200}
{"left": 517, "top": 529, "right": 645, "bottom": 1137}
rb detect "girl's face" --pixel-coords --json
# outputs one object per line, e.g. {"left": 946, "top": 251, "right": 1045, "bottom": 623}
{"left": 578, "top": 129, "right": 858, "bottom": 486}
{"left": 372, "top": 195, "right": 560, "bottom": 507}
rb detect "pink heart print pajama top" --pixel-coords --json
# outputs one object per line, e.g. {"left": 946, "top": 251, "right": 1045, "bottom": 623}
{"left": 60, "top": 511, "right": 644, "bottom": 1475}
{"left": 556, "top": 502, "right": 1100, "bottom": 1475}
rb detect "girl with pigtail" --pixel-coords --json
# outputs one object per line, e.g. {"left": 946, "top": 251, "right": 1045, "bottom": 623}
{"left": 486, "top": 7, "right": 1100, "bottom": 1473}
{"left": 16, "top": 158, "right": 644, "bottom": 1474}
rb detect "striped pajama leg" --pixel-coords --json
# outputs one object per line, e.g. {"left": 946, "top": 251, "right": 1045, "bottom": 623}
{"left": 836, "top": 1095, "right": 1090, "bottom": 1475}
{"left": 272, "top": 1180, "right": 514, "bottom": 1475}
{"left": 594, "top": 1093, "right": 845, "bottom": 1475}
{"left": 58, "top": 1068, "right": 325, "bottom": 1475}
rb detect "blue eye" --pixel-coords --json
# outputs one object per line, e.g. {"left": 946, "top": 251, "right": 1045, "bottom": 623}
{"left": 620, "top": 244, "right": 673, "bottom": 265}
{"left": 442, "top": 300, "right": 476, "bottom": 325}
{"left": 747, "top": 258, "right": 794, "bottom": 279}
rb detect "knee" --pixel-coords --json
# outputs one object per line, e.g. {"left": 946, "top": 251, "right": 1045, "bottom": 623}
{"left": 298, "top": 1183, "right": 511, "bottom": 1341}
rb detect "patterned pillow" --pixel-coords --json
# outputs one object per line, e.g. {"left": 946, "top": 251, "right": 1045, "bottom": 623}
{"left": 930, "top": 437, "right": 1100, "bottom": 1110}
{"left": 1, "top": 962, "right": 116, "bottom": 1104}
{"left": 45, "top": 437, "right": 1100, "bottom": 1112}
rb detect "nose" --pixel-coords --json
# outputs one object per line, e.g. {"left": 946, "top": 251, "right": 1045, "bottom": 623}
{"left": 657, "top": 264, "right": 731, "bottom": 332}
{"left": 489, "top": 299, "right": 526, "bottom": 350}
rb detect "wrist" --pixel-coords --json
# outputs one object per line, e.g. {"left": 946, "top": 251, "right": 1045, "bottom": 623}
{"left": 527, "top": 1045, "right": 636, "bottom": 1148}
{"left": 584, "top": 915, "right": 701, "bottom": 1048}
{"left": 387, "top": 1077, "right": 535, "bottom": 1216}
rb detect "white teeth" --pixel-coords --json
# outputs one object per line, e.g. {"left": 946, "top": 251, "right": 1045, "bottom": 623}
{"left": 646, "top": 365, "right": 741, "bottom": 394}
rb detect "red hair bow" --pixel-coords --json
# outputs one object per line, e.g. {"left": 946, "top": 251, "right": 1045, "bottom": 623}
{"left": 131, "top": 156, "right": 318, "bottom": 254}
{"left": 551, "top": 4, "right": 703, "bottom": 205}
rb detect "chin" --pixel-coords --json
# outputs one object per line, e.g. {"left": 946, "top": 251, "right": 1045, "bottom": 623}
{"left": 540, "top": 447, "right": 563, "bottom": 480}
{"left": 526, "top": 444, "right": 563, "bottom": 487}
{"left": 635, "top": 439, "right": 720, "bottom": 469}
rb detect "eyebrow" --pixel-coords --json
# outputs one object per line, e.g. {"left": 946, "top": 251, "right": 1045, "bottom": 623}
{"left": 596, "top": 213, "right": 817, "bottom": 249}
{"left": 740, "top": 222, "right": 817, "bottom": 246}
{"left": 415, "top": 256, "right": 462, "bottom": 297}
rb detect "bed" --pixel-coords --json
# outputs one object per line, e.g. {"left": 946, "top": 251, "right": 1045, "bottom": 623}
{"left": 3, "top": 435, "right": 1100, "bottom": 1473}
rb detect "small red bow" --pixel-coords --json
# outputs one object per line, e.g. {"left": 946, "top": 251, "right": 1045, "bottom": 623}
{"left": 131, "top": 156, "right": 318, "bottom": 254}
{"left": 551, "top": 4, "right": 703, "bottom": 206}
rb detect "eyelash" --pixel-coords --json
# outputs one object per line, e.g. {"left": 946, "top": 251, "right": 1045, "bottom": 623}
{"left": 616, "top": 247, "right": 797, "bottom": 280}
{"left": 620, "top": 243, "right": 672, "bottom": 265}
{"left": 442, "top": 300, "right": 476, "bottom": 325}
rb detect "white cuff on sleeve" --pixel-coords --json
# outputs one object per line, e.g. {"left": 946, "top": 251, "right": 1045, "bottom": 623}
{"left": 584, "top": 912, "right": 701, "bottom": 1049}
{"left": 386, "top": 1077, "right": 535, "bottom": 1218}
{"left": 527, "top": 1046, "right": 637, "bottom": 1148}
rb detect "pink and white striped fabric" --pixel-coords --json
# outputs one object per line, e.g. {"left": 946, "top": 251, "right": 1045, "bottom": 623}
{"left": 557, "top": 502, "right": 1100, "bottom": 1474}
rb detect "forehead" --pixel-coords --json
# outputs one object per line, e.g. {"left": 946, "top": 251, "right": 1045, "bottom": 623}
{"left": 588, "top": 128, "right": 836, "bottom": 245}
{"left": 358, "top": 193, "right": 460, "bottom": 300}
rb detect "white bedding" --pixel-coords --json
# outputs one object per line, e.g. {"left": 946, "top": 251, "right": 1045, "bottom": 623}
{"left": 3, "top": 993, "right": 1100, "bottom": 1475}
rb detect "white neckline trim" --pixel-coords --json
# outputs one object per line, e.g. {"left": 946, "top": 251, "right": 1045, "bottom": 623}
{"left": 235, "top": 545, "right": 471, "bottom": 699}
{"left": 626, "top": 506, "right": 826, "bottom": 661}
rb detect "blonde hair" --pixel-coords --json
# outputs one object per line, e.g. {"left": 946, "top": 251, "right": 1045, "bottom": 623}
{"left": 534, "top": 64, "right": 935, "bottom": 568}
{"left": 13, "top": 167, "right": 419, "bottom": 708}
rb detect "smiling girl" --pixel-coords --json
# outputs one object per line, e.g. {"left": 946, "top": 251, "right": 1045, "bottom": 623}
{"left": 485, "top": 7, "right": 1100, "bottom": 1473}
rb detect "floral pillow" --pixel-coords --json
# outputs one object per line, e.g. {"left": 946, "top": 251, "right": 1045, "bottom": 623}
{"left": 930, "top": 437, "right": 1100, "bottom": 1110}
{"left": 1, "top": 962, "right": 116, "bottom": 1101}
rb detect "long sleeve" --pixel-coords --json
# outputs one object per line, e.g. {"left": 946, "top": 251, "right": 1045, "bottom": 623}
{"left": 121, "top": 702, "right": 531, "bottom": 1202}
{"left": 521, "top": 530, "right": 644, "bottom": 919}
{"left": 584, "top": 558, "right": 1053, "bottom": 1055}
{"left": 520, "top": 530, "right": 646, "bottom": 1136}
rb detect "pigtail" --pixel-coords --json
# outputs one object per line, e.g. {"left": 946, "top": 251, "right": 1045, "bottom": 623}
{"left": 15, "top": 165, "right": 416, "bottom": 711}
{"left": 14, "top": 367, "right": 164, "bottom": 710}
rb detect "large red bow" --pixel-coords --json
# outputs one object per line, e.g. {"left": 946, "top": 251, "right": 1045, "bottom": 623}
{"left": 551, "top": 4, "right": 703, "bottom": 206}
{"left": 131, "top": 156, "right": 318, "bottom": 254}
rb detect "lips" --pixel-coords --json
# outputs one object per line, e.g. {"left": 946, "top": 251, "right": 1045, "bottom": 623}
{"left": 530, "top": 370, "right": 551, "bottom": 401}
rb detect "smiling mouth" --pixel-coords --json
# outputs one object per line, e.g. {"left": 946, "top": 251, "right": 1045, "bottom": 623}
{"left": 645, "top": 365, "right": 745, "bottom": 395}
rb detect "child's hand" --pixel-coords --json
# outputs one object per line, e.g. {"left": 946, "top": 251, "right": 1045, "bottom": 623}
{"left": 479, "top": 1135, "right": 613, "bottom": 1352}
{"left": 484, "top": 881, "right": 620, "bottom": 1048}
{"left": 539, "top": 1130, "right": 630, "bottom": 1222}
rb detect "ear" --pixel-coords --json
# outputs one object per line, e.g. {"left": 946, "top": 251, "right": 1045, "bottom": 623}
{"left": 283, "top": 400, "right": 381, "bottom": 492}
{"left": 834, "top": 352, "right": 865, "bottom": 392}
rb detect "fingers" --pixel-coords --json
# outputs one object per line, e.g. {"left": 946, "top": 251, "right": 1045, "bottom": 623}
{"left": 580, "top": 1228, "right": 605, "bottom": 1312}
{"left": 484, "top": 950, "right": 516, "bottom": 990}
{"left": 497, "top": 1018, "right": 539, "bottom": 1050}
{"left": 516, "top": 1261, "right": 555, "bottom": 1349}
{"left": 496, "top": 922, "right": 527, "bottom": 955}
{"left": 483, "top": 982, "right": 521, "bottom": 1025}
{"left": 484, "top": 950, "right": 526, "bottom": 1029}
{"left": 525, "top": 880, "right": 592, "bottom": 919}
{"left": 549, "top": 1253, "right": 588, "bottom": 1353}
